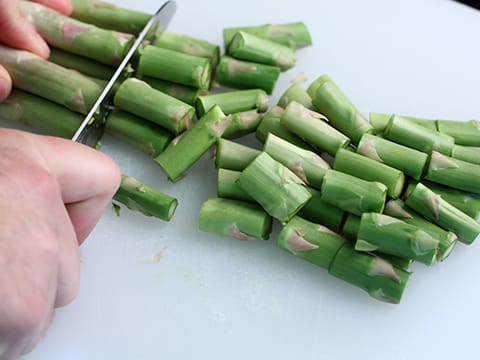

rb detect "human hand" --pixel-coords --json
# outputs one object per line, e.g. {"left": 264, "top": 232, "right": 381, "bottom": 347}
{"left": 0, "top": 129, "right": 121, "bottom": 359}
{"left": 0, "top": 0, "right": 72, "bottom": 102}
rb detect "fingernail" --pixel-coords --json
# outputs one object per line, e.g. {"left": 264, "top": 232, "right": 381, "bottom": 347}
{"left": 33, "top": 33, "right": 50, "bottom": 58}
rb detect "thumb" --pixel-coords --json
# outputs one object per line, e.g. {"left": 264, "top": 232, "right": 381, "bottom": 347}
{"left": 0, "top": 65, "right": 13, "bottom": 103}
{"left": 0, "top": 0, "right": 50, "bottom": 58}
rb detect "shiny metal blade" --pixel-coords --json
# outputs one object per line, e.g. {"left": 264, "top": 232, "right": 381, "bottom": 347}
{"left": 72, "top": 1, "right": 177, "bottom": 146}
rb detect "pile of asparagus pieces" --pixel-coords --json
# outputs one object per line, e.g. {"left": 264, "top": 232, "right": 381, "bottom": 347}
{"left": 0, "top": 0, "right": 479, "bottom": 304}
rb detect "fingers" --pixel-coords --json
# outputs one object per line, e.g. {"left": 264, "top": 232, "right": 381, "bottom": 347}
{"left": 0, "top": 0, "right": 50, "bottom": 58}
{"left": 0, "top": 65, "right": 12, "bottom": 102}
{"left": 33, "top": 0, "right": 73, "bottom": 15}
{"left": 34, "top": 135, "right": 122, "bottom": 244}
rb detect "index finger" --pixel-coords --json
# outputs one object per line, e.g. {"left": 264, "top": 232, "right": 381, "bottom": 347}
{"left": 0, "top": 65, "right": 12, "bottom": 102}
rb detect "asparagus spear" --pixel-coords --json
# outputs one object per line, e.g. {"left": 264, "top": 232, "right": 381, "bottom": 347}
{"left": 215, "top": 56, "right": 280, "bottom": 94}
{"left": 369, "top": 113, "right": 437, "bottom": 134}
{"left": 0, "top": 45, "right": 102, "bottom": 114}
{"left": 214, "top": 139, "right": 260, "bottom": 171}
{"left": 19, "top": 1, "right": 133, "bottom": 66}
{"left": 277, "top": 216, "right": 347, "bottom": 269}
{"left": 425, "top": 151, "right": 480, "bottom": 195}
{"left": 277, "top": 84, "right": 314, "bottom": 110}
{"left": 196, "top": 89, "right": 269, "bottom": 117}
{"left": 383, "top": 115, "right": 454, "bottom": 155}
{"left": 70, "top": 0, "right": 150, "bottom": 34}
{"left": 48, "top": 48, "right": 115, "bottom": 80}
{"left": 113, "top": 175, "right": 177, "bottom": 221}
{"left": 217, "top": 169, "right": 254, "bottom": 203}
{"left": 141, "top": 77, "right": 207, "bottom": 106}
{"left": 415, "top": 181, "right": 480, "bottom": 220}
{"left": 255, "top": 106, "right": 314, "bottom": 150}
{"left": 356, "top": 213, "right": 439, "bottom": 266}
{"left": 436, "top": 120, "right": 480, "bottom": 146}
{"left": 155, "top": 106, "right": 231, "bottom": 181}
{"left": 329, "top": 243, "right": 411, "bottom": 304}
{"left": 333, "top": 148, "right": 405, "bottom": 198}
{"left": 264, "top": 133, "right": 330, "bottom": 189}
{"left": 0, "top": 90, "right": 173, "bottom": 157}
{"left": 223, "top": 22, "right": 312, "bottom": 49}
{"left": 357, "top": 133, "right": 428, "bottom": 180}
{"left": 310, "top": 75, "right": 373, "bottom": 144}
{"left": 199, "top": 198, "right": 272, "bottom": 240}
{"left": 298, "top": 188, "right": 346, "bottom": 232}
{"left": 451, "top": 145, "right": 480, "bottom": 166}
{"left": 153, "top": 32, "right": 220, "bottom": 68}
{"left": 138, "top": 45, "right": 212, "bottom": 90}
{"left": 384, "top": 199, "right": 457, "bottom": 261}
{"left": 113, "top": 78, "right": 195, "bottom": 135}
{"left": 105, "top": 110, "right": 172, "bottom": 157}
{"left": 320, "top": 170, "right": 387, "bottom": 215}
{"left": 281, "top": 101, "right": 350, "bottom": 155}
{"left": 405, "top": 183, "right": 480, "bottom": 244}
{"left": 227, "top": 31, "right": 295, "bottom": 71}
{"left": 223, "top": 110, "right": 263, "bottom": 139}
{"left": 237, "top": 152, "right": 312, "bottom": 223}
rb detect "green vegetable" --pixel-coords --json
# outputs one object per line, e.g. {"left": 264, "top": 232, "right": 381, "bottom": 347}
{"left": 298, "top": 188, "right": 346, "bottom": 232}
{"left": 217, "top": 169, "right": 254, "bottom": 203}
{"left": 222, "top": 110, "right": 263, "bottom": 139}
{"left": 199, "top": 198, "right": 272, "bottom": 240}
{"left": 113, "top": 175, "right": 177, "bottom": 221}
{"left": 451, "top": 145, "right": 480, "bottom": 166}
{"left": 141, "top": 77, "right": 207, "bottom": 106}
{"left": 277, "top": 84, "right": 314, "bottom": 110}
{"left": 214, "top": 139, "right": 260, "bottom": 171}
{"left": 196, "top": 89, "right": 269, "bottom": 117}
{"left": 113, "top": 78, "right": 194, "bottom": 135}
{"left": 238, "top": 152, "right": 312, "bottom": 223}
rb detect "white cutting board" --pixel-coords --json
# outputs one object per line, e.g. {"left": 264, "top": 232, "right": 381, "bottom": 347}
{"left": 7, "top": 0, "right": 479, "bottom": 359}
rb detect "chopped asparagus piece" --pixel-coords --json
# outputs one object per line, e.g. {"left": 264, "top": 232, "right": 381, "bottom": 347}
{"left": 451, "top": 145, "right": 480, "bottom": 166}
{"left": 277, "top": 84, "right": 314, "bottom": 110}
{"left": 196, "top": 89, "right": 269, "bottom": 117}
{"left": 141, "top": 77, "right": 207, "bottom": 106}
{"left": 299, "top": 188, "right": 346, "bottom": 232}
{"left": 436, "top": 120, "right": 480, "bottom": 146}
{"left": 217, "top": 169, "right": 254, "bottom": 203}
{"left": 223, "top": 110, "right": 263, "bottom": 139}
{"left": 214, "top": 139, "right": 260, "bottom": 171}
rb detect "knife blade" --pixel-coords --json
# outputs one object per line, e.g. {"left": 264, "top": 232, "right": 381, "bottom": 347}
{"left": 72, "top": 1, "right": 177, "bottom": 146}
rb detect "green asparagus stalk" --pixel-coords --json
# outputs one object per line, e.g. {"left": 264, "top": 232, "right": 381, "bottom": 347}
{"left": 264, "top": 133, "right": 330, "bottom": 189}
{"left": 113, "top": 175, "right": 177, "bottom": 221}
{"left": 222, "top": 110, "right": 263, "bottom": 139}
{"left": 196, "top": 89, "right": 269, "bottom": 117}
{"left": 215, "top": 56, "right": 280, "bottom": 94}
{"left": 451, "top": 145, "right": 480, "bottom": 165}
{"left": 424, "top": 151, "right": 480, "bottom": 194}
{"left": 19, "top": 1, "right": 133, "bottom": 66}
{"left": 70, "top": 0, "right": 150, "bottom": 34}
{"left": 48, "top": 48, "right": 115, "bottom": 80}
{"left": 217, "top": 169, "right": 254, "bottom": 203}
{"left": 141, "top": 77, "right": 207, "bottom": 106}
{"left": 138, "top": 45, "right": 212, "bottom": 90}
{"left": 320, "top": 170, "right": 387, "bottom": 215}
{"left": 405, "top": 183, "right": 480, "bottom": 244}
{"left": 255, "top": 106, "right": 313, "bottom": 150}
{"left": 277, "top": 84, "right": 314, "bottom": 110}
{"left": 416, "top": 181, "right": 480, "bottom": 220}
{"left": 341, "top": 214, "right": 361, "bottom": 240}
{"left": 369, "top": 113, "right": 392, "bottom": 134}
{"left": 310, "top": 75, "right": 373, "bottom": 144}
{"left": 436, "top": 120, "right": 480, "bottom": 146}
{"left": 384, "top": 199, "right": 457, "bottom": 261}
{"left": 227, "top": 31, "right": 295, "bottom": 71}
{"left": 384, "top": 115, "right": 454, "bottom": 155}
{"left": 340, "top": 214, "right": 413, "bottom": 270}
{"left": 223, "top": 22, "right": 312, "bottom": 49}
{"left": 333, "top": 148, "right": 405, "bottom": 198}
{"left": 153, "top": 32, "right": 220, "bottom": 68}
{"left": 0, "top": 45, "right": 102, "bottom": 114}
{"left": 113, "top": 78, "right": 194, "bottom": 135}
{"left": 237, "top": 152, "right": 312, "bottom": 223}
{"left": 199, "top": 198, "right": 272, "bottom": 240}
{"left": 328, "top": 243, "right": 411, "bottom": 304}
{"left": 356, "top": 213, "right": 439, "bottom": 266}
{"left": 281, "top": 101, "right": 350, "bottom": 155}
{"left": 105, "top": 110, "right": 172, "bottom": 157}
{"left": 155, "top": 106, "right": 231, "bottom": 181}
{"left": 357, "top": 133, "right": 428, "bottom": 181}
{"left": 214, "top": 139, "right": 260, "bottom": 171}
{"left": 277, "top": 216, "right": 347, "bottom": 269}
{"left": 0, "top": 90, "right": 173, "bottom": 157}
{"left": 298, "top": 188, "right": 346, "bottom": 232}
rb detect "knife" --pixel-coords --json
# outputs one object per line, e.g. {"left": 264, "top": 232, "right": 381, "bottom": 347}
{"left": 71, "top": 1, "right": 177, "bottom": 146}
